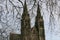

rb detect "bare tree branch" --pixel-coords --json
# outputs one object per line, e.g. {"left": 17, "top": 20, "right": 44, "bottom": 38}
{"left": 18, "top": 0, "right": 23, "bottom": 6}
{"left": 9, "top": 0, "right": 23, "bottom": 8}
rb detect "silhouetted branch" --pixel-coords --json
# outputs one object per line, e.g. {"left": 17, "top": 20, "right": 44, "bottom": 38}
{"left": 18, "top": 0, "right": 23, "bottom": 6}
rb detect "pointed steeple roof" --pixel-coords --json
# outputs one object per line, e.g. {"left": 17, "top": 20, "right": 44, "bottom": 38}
{"left": 36, "top": 2, "right": 42, "bottom": 18}
{"left": 23, "top": 0, "right": 28, "bottom": 14}
{"left": 22, "top": 0, "right": 29, "bottom": 19}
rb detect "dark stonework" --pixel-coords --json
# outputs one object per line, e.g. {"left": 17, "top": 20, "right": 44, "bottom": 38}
{"left": 10, "top": 33, "right": 21, "bottom": 40}
{"left": 35, "top": 3, "right": 45, "bottom": 40}
{"left": 21, "top": 0, "right": 31, "bottom": 40}
{"left": 31, "top": 27, "right": 38, "bottom": 40}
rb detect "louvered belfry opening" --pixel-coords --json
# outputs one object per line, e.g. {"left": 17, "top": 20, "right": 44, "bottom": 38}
{"left": 10, "top": 0, "right": 45, "bottom": 40}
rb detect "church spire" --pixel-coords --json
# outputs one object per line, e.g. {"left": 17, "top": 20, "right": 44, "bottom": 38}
{"left": 36, "top": 2, "right": 41, "bottom": 18}
{"left": 35, "top": 2, "right": 41, "bottom": 32}
{"left": 23, "top": 0, "right": 28, "bottom": 15}
{"left": 35, "top": 2, "right": 45, "bottom": 40}
{"left": 21, "top": 0, "right": 31, "bottom": 40}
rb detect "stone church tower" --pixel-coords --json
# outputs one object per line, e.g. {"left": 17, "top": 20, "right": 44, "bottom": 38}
{"left": 21, "top": 0, "right": 31, "bottom": 40}
{"left": 35, "top": 3, "right": 45, "bottom": 40}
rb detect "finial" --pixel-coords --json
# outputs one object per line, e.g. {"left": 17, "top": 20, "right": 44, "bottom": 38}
{"left": 37, "top": 1, "right": 39, "bottom": 7}
{"left": 25, "top": 0, "right": 26, "bottom": 4}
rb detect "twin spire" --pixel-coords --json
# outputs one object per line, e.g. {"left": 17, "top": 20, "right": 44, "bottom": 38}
{"left": 21, "top": 0, "right": 45, "bottom": 40}
{"left": 22, "top": 0, "right": 41, "bottom": 18}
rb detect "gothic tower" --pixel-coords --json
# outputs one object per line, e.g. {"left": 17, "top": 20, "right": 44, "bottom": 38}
{"left": 21, "top": 0, "right": 31, "bottom": 40}
{"left": 35, "top": 3, "right": 45, "bottom": 40}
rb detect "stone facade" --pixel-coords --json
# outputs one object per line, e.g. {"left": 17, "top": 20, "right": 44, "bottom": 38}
{"left": 10, "top": 33, "right": 21, "bottom": 40}
{"left": 31, "top": 27, "right": 38, "bottom": 40}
